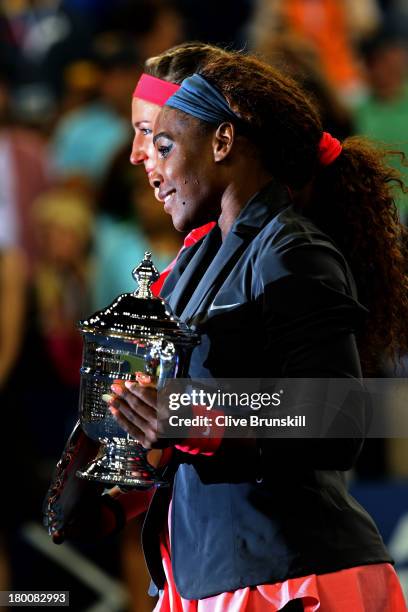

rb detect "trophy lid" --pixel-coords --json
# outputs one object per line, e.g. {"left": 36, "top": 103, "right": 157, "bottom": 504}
{"left": 78, "top": 252, "right": 198, "bottom": 345}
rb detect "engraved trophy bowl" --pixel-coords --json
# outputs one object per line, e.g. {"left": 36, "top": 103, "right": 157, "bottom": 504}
{"left": 76, "top": 252, "right": 199, "bottom": 489}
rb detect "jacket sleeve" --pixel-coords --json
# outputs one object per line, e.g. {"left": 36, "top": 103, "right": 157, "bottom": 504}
{"left": 254, "top": 241, "right": 368, "bottom": 471}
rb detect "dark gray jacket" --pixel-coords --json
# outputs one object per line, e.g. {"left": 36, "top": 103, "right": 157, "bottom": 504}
{"left": 143, "top": 180, "right": 392, "bottom": 600}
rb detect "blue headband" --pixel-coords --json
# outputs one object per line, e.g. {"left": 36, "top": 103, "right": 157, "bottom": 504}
{"left": 165, "top": 73, "right": 241, "bottom": 125}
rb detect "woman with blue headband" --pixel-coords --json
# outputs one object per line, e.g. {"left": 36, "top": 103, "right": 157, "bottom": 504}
{"left": 107, "top": 52, "right": 407, "bottom": 610}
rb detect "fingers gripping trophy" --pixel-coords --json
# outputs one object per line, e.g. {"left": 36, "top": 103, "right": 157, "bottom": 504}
{"left": 75, "top": 252, "right": 199, "bottom": 488}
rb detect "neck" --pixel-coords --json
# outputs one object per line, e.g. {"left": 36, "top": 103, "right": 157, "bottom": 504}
{"left": 218, "top": 166, "right": 273, "bottom": 239}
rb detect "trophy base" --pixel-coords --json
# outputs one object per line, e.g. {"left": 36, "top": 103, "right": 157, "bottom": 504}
{"left": 76, "top": 438, "right": 168, "bottom": 489}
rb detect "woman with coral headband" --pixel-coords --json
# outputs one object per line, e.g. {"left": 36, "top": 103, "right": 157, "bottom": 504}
{"left": 109, "top": 52, "right": 408, "bottom": 610}
{"left": 42, "top": 41, "right": 229, "bottom": 543}
{"left": 130, "top": 44, "right": 231, "bottom": 294}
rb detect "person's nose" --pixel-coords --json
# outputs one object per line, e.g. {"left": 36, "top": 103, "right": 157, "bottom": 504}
{"left": 130, "top": 134, "right": 147, "bottom": 165}
{"left": 149, "top": 167, "right": 162, "bottom": 191}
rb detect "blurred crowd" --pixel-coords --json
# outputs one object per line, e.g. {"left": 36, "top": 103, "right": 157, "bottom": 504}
{"left": 1, "top": 0, "right": 408, "bottom": 610}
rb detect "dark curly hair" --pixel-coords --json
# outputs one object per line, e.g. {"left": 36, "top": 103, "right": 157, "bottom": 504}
{"left": 310, "top": 138, "right": 408, "bottom": 373}
{"left": 198, "top": 52, "right": 408, "bottom": 373}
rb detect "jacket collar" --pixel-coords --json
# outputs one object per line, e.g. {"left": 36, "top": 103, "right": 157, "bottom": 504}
{"left": 231, "top": 179, "right": 291, "bottom": 236}
{"left": 168, "top": 179, "right": 291, "bottom": 323}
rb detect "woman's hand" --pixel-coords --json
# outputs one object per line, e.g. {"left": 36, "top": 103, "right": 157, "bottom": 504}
{"left": 106, "top": 372, "right": 170, "bottom": 449}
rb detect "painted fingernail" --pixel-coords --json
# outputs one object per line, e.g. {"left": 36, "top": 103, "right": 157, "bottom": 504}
{"left": 124, "top": 381, "right": 137, "bottom": 390}
{"left": 102, "top": 393, "right": 114, "bottom": 403}
{"left": 136, "top": 372, "right": 152, "bottom": 384}
{"left": 111, "top": 384, "right": 122, "bottom": 394}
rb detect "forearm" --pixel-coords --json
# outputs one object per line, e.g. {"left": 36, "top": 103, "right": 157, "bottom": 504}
{"left": 93, "top": 452, "right": 170, "bottom": 532}
{"left": 51, "top": 485, "right": 155, "bottom": 544}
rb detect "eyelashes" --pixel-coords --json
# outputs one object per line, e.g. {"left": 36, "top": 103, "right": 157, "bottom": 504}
{"left": 158, "top": 144, "right": 172, "bottom": 159}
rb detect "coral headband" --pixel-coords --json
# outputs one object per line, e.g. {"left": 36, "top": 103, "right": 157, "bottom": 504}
{"left": 318, "top": 131, "right": 342, "bottom": 165}
{"left": 133, "top": 73, "right": 180, "bottom": 107}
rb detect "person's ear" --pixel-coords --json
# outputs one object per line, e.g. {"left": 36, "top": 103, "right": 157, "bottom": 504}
{"left": 212, "top": 122, "right": 235, "bottom": 162}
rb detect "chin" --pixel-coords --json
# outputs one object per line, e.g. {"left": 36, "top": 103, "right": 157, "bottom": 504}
{"left": 171, "top": 211, "right": 193, "bottom": 233}
{"left": 172, "top": 219, "right": 191, "bottom": 233}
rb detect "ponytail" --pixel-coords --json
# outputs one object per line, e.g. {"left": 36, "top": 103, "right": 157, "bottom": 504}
{"left": 306, "top": 136, "right": 408, "bottom": 373}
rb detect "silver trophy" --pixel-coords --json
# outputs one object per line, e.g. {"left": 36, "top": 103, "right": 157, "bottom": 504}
{"left": 76, "top": 252, "right": 199, "bottom": 489}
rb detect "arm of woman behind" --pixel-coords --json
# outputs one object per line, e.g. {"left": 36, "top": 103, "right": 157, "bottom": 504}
{"left": 43, "top": 421, "right": 154, "bottom": 544}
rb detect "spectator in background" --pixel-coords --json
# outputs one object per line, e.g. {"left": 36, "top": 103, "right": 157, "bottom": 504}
{"left": 178, "top": 0, "right": 254, "bottom": 49}
{"left": 0, "top": 249, "right": 26, "bottom": 390}
{"left": 0, "top": 0, "right": 93, "bottom": 111}
{"left": 354, "top": 30, "right": 408, "bottom": 223}
{"left": 1, "top": 186, "right": 93, "bottom": 600}
{"left": 6, "top": 186, "right": 93, "bottom": 469}
{"left": 0, "top": 246, "right": 26, "bottom": 594}
{"left": 49, "top": 35, "right": 137, "bottom": 189}
{"left": 31, "top": 188, "right": 93, "bottom": 390}
{"left": 0, "top": 54, "right": 50, "bottom": 484}
{"left": 102, "top": 0, "right": 184, "bottom": 63}
{"left": 0, "top": 64, "right": 50, "bottom": 276}
{"left": 61, "top": 0, "right": 113, "bottom": 33}
{"left": 10, "top": 185, "right": 92, "bottom": 471}
{"left": 355, "top": 22, "right": 408, "bottom": 479}
{"left": 92, "top": 145, "right": 181, "bottom": 311}
{"left": 0, "top": 56, "right": 50, "bottom": 593}
{"left": 59, "top": 59, "right": 102, "bottom": 115}
{"left": 250, "top": 0, "right": 374, "bottom": 100}
{"left": 0, "top": 68, "right": 27, "bottom": 390}
{"left": 376, "top": 1, "right": 408, "bottom": 39}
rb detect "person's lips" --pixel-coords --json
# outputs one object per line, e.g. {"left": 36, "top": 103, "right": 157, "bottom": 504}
{"left": 158, "top": 189, "right": 176, "bottom": 212}
{"left": 158, "top": 189, "right": 175, "bottom": 202}
{"left": 154, "top": 187, "right": 162, "bottom": 202}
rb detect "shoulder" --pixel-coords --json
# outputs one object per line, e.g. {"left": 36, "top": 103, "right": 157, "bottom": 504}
{"left": 249, "top": 207, "right": 367, "bottom": 330}
{"left": 253, "top": 205, "right": 352, "bottom": 294}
